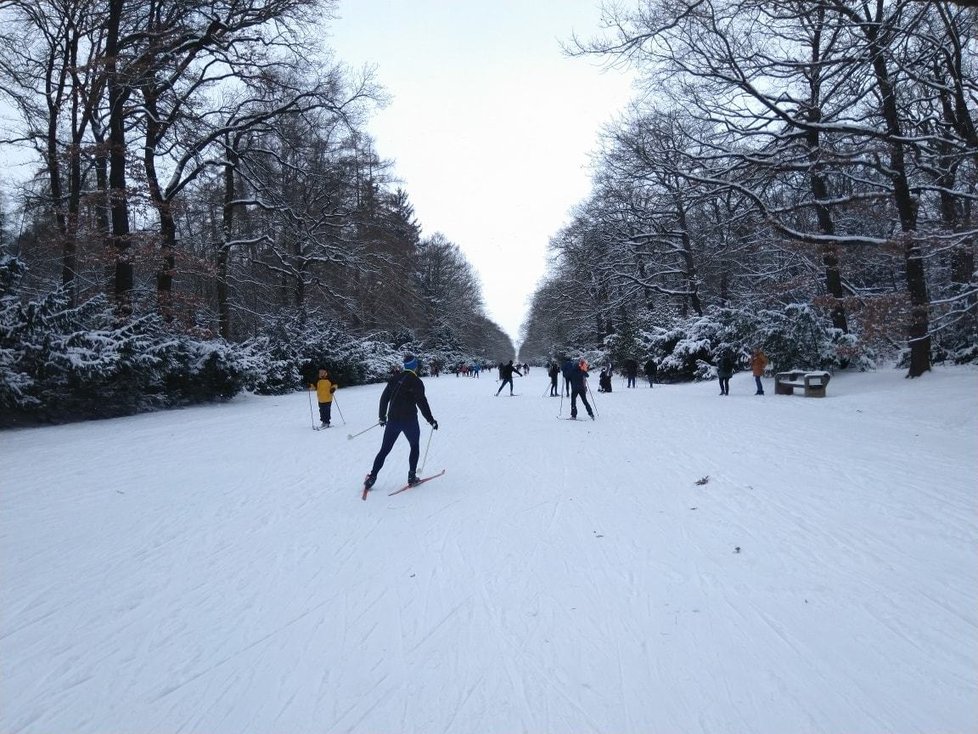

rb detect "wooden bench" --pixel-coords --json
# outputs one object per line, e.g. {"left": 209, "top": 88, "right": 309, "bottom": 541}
{"left": 775, "top": 370, "right": 831, "bottom": 398}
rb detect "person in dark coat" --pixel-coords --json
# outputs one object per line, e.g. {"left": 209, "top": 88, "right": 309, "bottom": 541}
{"left": 364, "top": 354, "right": 438, "bottom": 491}
{"left": 495, "top": 359, "right": 523, "bottom": 396}
{"left": 598, "top": 368, "right": 613, "bottom": 393}
{"left": 561, "top": 356, "right": 594, "bottom": 419}
{"left": 547, "top": 361, "right": 560, "bottom": 396}
{"left": 624, "top": 358, "right": 638, "bottom": 388}
{"left": 716, "top": 350, "right": 734, "bottom": 396}
{"left": 643, "top": 358, "right": 657, "bottom": 388}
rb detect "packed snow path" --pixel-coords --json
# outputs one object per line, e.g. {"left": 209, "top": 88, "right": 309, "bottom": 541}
{"left": 3, "top": 367, "right": 977, "bottom": 733}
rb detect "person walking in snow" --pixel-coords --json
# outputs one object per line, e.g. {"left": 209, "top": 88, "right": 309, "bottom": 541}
{"left": 309, "top": 368, "right": 337, "bottom": 428}
{"left": 750, "top": 347, "right": 768, "bottom": 395}
{"left": 562, "top": 356, "right": 594, "bottom": 419}
{"left": 598, "top": 368, "right": 613, "bottom": 393}
{"left": 624, "top": 358, "right": 639, "bottom": 388}
{"left": 547, "top": 361, "right": 560, "bottom": 396}
{"left": 495, "top": 359, "right": 523, "bottom": 396}
{"left": 643, "top": 358, "right": 657, "bottom": 388}
{"left": 716, "top": 350, "right": 734, "bottom": 396}
{"left": 363, "top": 354, "right": 438, "bottom": 491}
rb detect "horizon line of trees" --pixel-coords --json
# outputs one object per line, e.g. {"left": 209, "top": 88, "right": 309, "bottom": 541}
{"left": 520, "top": 0, "right": 977, "bottom": 378}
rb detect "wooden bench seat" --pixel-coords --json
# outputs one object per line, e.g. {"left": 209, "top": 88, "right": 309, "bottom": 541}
{"left": 775, "top": 370, "right": 831, "bottom": 398}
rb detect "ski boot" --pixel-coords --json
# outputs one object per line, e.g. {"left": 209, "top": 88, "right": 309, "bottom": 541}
{"left": 407, "top": 471, "right": 421, "bottom": 487}
{"left": 363, "top": 473, "right": 376, "bottom": 490}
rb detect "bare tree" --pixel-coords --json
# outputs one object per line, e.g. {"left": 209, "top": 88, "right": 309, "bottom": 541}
{"left": 570, "top": 0, "right": 978, "bottom": 375}
{"left": 0, "top": 0, "right": 109, "bottom": 304}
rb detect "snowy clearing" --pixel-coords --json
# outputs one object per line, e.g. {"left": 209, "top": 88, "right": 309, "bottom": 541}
{"left": 2, "top": 366, "right": 977, "bottom": 733}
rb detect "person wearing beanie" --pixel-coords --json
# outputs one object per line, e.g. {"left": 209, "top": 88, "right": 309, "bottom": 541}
{"left": 308, "top": 368, "right": 337, "bottom": 428}
{"left": 363, "top": 354, "right": 438, "bottom": 492}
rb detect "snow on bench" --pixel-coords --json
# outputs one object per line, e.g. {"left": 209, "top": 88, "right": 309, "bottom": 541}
{"left": 775, "top": 370, "right": 831, "bottom": 398}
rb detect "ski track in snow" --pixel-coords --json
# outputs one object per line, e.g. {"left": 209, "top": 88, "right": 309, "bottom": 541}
{"left": 1, "top": 367, "right": 977, "bottom": 733}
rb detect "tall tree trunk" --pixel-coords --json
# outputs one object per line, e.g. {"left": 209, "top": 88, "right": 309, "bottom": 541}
{"left": 143, "top": 88, "right": 177, "bottom": 321}
{"left": 44, "top": 43, "right": 73, "bottom": 300}
{"left": 934, "top": 12, "right": 977, "bottom": 330}
{"left": 804, "top": 9, "right": 849, "bottom": 333}
{"left": 91, "top": 122, "right": 112, "bottom": 290}
{"left": 806, "top": 120, "right": 849, "bottom": 333}
{"left": 106, "top": 0, "right": 133, "bottom": 316}
{"left": 858, "top": 2, "right": 931, "bottom": 376}
{"left": 218, "top": 144, "right": 239, "bottom": 340}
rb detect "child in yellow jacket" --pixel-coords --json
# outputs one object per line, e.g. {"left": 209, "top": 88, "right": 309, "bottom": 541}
{"left": 310, "top": 369, "right": 337, "bottom": 427}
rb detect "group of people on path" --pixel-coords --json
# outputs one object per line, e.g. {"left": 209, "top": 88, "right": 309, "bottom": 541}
{"left": 313, "top": 345, "right": 771, "bottom": 494}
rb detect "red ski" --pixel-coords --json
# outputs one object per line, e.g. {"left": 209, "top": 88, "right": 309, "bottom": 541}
{"left": 361, "top": 474, "right": 374, "bottom": 501}
{"left": 388, "top": 469, "right": 446, "bottom": 497}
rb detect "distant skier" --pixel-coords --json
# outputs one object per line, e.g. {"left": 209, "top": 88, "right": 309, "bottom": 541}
{"left": 363, "top": 354, "right": 438, "bottom": 491}
{"left": 547, "top": 361, "right": 560, "bottom": 396}
{"left": 495, "top": 359, "right": 523, "bottom": 396}
{"left": 309, "top": 368, "right": 337, "bottom": 428}
{"left": 598, "top": 368, "right": 613, "bottom": 393}
{"left": 562, "top": 356, "right": 594, "bottom": 419}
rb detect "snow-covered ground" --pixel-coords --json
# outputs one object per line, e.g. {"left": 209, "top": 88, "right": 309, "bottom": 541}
{"left": 2, "top": 365, "right": 977, "bottom": 734}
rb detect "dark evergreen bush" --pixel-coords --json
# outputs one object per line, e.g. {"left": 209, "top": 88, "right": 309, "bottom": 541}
{"left": 0, "top": 258, "right": 251, "bottom": 426}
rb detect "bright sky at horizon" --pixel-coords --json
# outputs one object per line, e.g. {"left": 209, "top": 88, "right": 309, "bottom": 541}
{"left": 326, "top": 1, "right": 636, "bottom": 347}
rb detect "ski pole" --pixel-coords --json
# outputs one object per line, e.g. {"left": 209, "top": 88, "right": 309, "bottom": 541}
{"left": 587, "top": 382, "right": 600, "bottom": 417}
{"left": 331, "top": 394, "right": 346, "bottom": 425}
{"left": 347, "top": 422, "right": 380, "bottom": 440}
{"left": 307, "top": 388, "right": 316, "bottom": 428}
{"left": 418, "top": 424, "right": 434, "bottom": 475}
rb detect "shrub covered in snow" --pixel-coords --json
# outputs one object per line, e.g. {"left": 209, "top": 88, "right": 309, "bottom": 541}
{"left": 0, "top": 258, "right": 252, "bottom": 425}
{"left": 587, "top": 304, "right": 875, "bottom": 383}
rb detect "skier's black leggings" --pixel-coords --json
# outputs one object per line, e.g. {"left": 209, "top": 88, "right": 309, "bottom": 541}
{"left": 496, "top": 377, "right": 514, "bottom": 395}
{"left": 371, "top": 419, "right": 420, "bottom": 476}
{"left": 571, "top": 387, "right": 593, "bottom": 417}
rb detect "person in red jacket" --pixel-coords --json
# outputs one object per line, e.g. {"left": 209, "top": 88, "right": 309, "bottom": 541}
{"left": 364, "top": 354, "right": 438, "bottom": 491}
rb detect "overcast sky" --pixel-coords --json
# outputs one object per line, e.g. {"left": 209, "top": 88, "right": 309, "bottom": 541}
{"left": 326, "top": 1, "right": 635, "bottom": 346}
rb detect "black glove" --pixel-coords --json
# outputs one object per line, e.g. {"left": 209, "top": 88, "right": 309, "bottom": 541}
{"left": 379, "top": 418, "right": 386, "bottom": 426}
{"left": 430, "top": 420, "right": 439, "bottom": 430}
